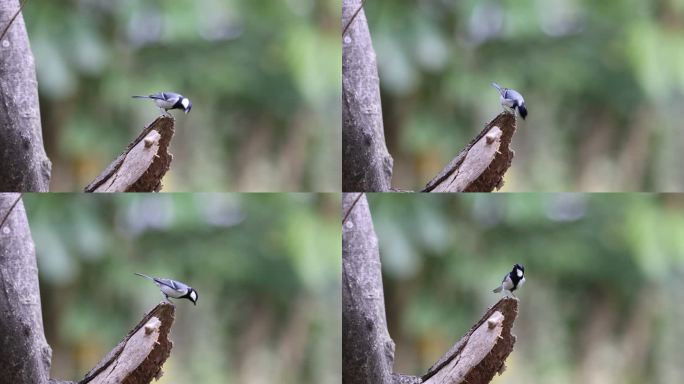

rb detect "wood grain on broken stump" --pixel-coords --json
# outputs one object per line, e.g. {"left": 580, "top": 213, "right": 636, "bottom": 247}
{"left": 84, "top": 116, "right": 175, "bottom": 192}
{"left": 421, "top": 297, "right": 519, "bottom": 384}
{"left": 422, "top": 113, "right": 517, "bottom": 193}
{"left": 80, "top": 302, "right": 175, "bottom": 384}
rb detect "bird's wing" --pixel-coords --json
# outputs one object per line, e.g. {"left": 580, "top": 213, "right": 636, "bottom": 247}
{"left": 147, "top": 92, "right": 169, "bottom": 100}
{"left": 161, "top": 92, "right": 183, "bottom": 103}
{"left": 504, "top": 89, "right": 524, "bottom": 103}
{"left": 500, "top": 274, "right": 514, "bottom": 290}
{"left": 153, "top": 277, "right": 188, "bottom": 292}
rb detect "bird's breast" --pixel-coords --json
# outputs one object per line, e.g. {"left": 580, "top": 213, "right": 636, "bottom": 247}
{"left": 500, "top": 96, "right": 516, "bottom": 108}
{"left": 160, "top": 284, "right": 186, "bottom": 298}
{"left": 154, "top": 99, "right": 176, "bottom": 109}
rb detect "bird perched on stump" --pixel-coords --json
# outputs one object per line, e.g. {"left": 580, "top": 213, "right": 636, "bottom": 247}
{"left": 493, "top": 264, "right": 525, "bottom": 297}
{"left": 135, "top": 273, "right": 198, "bottom": 305}
{"left": 132, "top": 92, "right": 192, "bottom": 116}
{"left": 491, "top": 83, "right": 527, "bottom": 120}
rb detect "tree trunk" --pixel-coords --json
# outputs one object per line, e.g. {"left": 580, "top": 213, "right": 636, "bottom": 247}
{"left": 0, "top": 1, "right": 52, "bottom": 192}
{"left": 342, "top": 0, "right": 393, "bottom": 192}
{"left": 342, "top": 193, "right": 395, "bottom": 384}
{"left": 0, "top": 193, "right": 52, "bottom": 383}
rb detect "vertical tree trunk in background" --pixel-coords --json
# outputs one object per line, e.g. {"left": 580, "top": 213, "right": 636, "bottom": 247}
{"left": 342, "top": 194, "right": 395, "bottom": 384}
{"left": 0, "top": 1, "right": 52, "bottom": 192}
{"left": 0, "top": 194, "right": 52, "bottom": 384}
{"left": 342, "top": 0, "right": 393, "bottom": 192}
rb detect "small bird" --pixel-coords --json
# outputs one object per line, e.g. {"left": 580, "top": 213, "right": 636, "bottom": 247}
{"left": 135, "top": 273, "right": 198, "bottom": 305}
{"left": 132, "top": 92, "right": 192, "bottom": 116}
{"left": 492, "top": 264, "right": 525, "bottom": 297}
{"left": 491, "top": 83, "right": 527, "bottom": 120}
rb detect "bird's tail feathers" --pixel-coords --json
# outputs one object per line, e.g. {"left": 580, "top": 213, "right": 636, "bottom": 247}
{"left": 131, "top": 95, "right": 149, "bottom": 99}
{"left": 491, "top": 82, "right": 503, "bottom": 95}
{"left": 493, "top": 286, "right": 502, "bottom": 293}
{"left": 517, "top": 103, "right": 528, "bottom": 119}
{"left": 135, "top": 272, "right": 154, "bottom": 280}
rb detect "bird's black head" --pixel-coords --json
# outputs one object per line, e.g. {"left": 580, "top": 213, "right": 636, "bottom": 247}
{"left": 184, "top": 288, "right": 198, "bottom": 305}
{"left": 513, "top": 264, "right": 525, "bottom": 273}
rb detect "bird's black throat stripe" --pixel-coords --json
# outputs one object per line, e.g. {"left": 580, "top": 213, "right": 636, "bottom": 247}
{"left": 172, "top": 98, "right": 184, "bottom": 110}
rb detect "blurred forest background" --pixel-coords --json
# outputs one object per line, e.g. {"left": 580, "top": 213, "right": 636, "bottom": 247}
{"left": 363, "top": 0, "right": 684, "bottom": 191}
{"left": 23, "top": 0, "right": 340, "bottom": 191}
{"left": 22, "top": 193, "right": 340, "bottom": 384}
{"left": 367, "top": 193, "right": 684, "bottom": 384}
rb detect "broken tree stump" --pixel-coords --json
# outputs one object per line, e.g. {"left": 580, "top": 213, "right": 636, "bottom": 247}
{"left": 421, "top": 297, "right": 519, "bottom": 384}
{"left": 79, "top": 302, "right": 175, "bottom": 384}
{"left": 422, "top": 112, "right": 517, "bottom": 193}
{"left": 84, "top": 116, "right": 175, "bottom": 192}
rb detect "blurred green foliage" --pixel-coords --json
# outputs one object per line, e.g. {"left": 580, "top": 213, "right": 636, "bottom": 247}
{"left": 363, "top": 0, "right": 684, "bottom": 191}
{"left": 23, "top": 193, "right": 341, "bottom": 384}
{"left": 24, "top": 0, "right": 340, "bottom": 191}
{"left": 367, "top": 193, "right": 684, "bottom": 383}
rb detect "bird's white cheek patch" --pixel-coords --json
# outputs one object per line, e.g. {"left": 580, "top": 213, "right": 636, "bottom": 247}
{"left": 190, "top": 291, "right": 197, "bottom": 301}
{"left": 517, "top": 269, "right": 523, "bottom": 278}
{"left": 181, "top": 98, "right": 189, "bottom": 109}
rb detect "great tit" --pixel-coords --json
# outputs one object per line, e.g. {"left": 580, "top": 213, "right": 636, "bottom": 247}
{"left": 492, "top": 264, "right": 525, "bottom": 297}
{"left": 135, "top": 273, "right": 198, "bottom": 305}
{"left": 132, "top": 92, "right": 192, "bottom": 116}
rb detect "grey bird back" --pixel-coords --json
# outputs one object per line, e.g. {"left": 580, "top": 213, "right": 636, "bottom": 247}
{"left": 154, "top": 277, "right": 189, "bottom": 291}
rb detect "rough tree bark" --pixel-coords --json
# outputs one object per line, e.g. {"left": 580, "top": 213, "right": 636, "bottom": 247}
{"left": 342, "top": 193, "right": 395, "bottom": 384}
{"left": 422, "top": 112, "right": 517, "bottom": 192}
{"left": 0, "top": 1, "right": 52, "bottom": 192}
{"left": 0, "top": 193, "right": 53, "bottom": 384}
{"left": 342, "top": 0, "right": 393, "bottom": 192}
{"left": 0, "top": 194, "right": 176, "bottom": 384}
{"left": 342, "top": 193, "right": 519, "bottom": 384}
{"left": 84, "top": 116, "right": 175, "bottom": 192}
